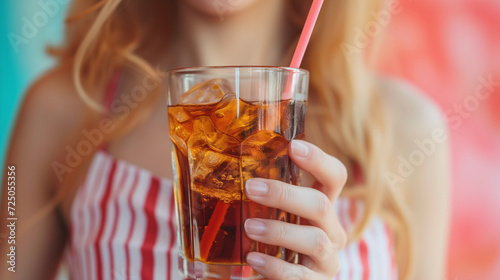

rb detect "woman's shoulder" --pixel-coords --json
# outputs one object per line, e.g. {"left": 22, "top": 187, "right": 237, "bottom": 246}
{"left": 8, "top": 65, "right": 90, "bottom": 189}
{"left": 375, "top": 75, "right": 448, "bottom": 149}
{"left": 375, "top": 77, "right": 451, "bottom": 278}
{"left": 21, "top": 65, "right": 87, "bottom": 134}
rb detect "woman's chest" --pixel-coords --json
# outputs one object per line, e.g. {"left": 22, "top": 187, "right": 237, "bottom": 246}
{"left": 60, "top": 107, "right": 173, "bottom": 230}
{"left": 108, "top": 105, "right": 174, "bottom": 180}
{"left": 66, "top": 151, "right": 179, "bottom": 279}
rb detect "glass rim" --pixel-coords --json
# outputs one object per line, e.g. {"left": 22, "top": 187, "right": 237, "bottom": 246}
{"left": 166, "top": 65, "right": 309, "bottom": 76}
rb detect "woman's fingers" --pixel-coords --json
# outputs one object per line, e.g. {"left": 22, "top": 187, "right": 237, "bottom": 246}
{"left": 289, "top": 140, "right": 348, "bottom": 201}
{"left": 243, "top": 140, "right": 347, "bottom": 278}
{"left": 246, "top": 252, "right": 329, "bottom": 280}
{"left": 245, "top": 218, "right": 343, "bottom": 274}
{"left": 245, "top": 178, "right": 344, "bottom": 240}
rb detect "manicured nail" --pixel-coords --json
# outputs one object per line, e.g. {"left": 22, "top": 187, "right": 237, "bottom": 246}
{"left": 247, "top": 253, "right": 265, "bottom": 267}
{"left": 245, "top": 219, "right": 266, "bottom": 235}
{"left": 292, "top": 140, "right": 310, "bottom": 158}
{"left": 246, "top": 179, "right": 268, "bottom": 196}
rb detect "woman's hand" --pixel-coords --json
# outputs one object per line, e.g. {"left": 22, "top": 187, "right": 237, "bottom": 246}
{"left": 244, "top": 140, "right": 348, "bottom": 279}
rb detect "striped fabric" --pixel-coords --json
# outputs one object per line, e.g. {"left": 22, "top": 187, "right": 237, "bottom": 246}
{"left": 65, "top": 150, "right": 397, "bottom": 280}
{"left": 334, "top": 199, "right": 398, "bottom": 280}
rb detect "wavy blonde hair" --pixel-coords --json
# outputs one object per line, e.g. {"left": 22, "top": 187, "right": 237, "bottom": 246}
{"left": 49, "top": 0, "right": 414, "bottom": 278}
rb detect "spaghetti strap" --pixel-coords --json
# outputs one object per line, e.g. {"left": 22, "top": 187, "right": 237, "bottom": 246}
{"left": 104, "top": 71, "right": 122, "bottom": 111}
{"left": 99, "top": 71, "right": 122, "bottom": 152}
{"left": 353, "top": 162, "right": 364, "bottom": 184}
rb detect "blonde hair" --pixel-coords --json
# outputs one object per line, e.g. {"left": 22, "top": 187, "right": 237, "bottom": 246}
{"left": 50, "top": 0, "right": 414, "bottom": 278}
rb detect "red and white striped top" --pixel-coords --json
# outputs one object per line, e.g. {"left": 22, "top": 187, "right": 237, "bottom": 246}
{"left": 64, "top": 150, "right": 397, "bottom": 280}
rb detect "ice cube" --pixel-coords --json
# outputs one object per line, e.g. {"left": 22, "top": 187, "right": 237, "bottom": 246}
{"left": 168, "top": 107, "right": 193, "bottom": 156}
{"left": 180, "top": 78, "right": 232, "bottom": 105}
{"left": 210, "top": 94, "right": 259, "bottom": 140}
{"left": 211, "top": 93, "right": 238, "bottom": 130}
{"left": 241, "top": 130, "right": 288, "bottom": 159}
{"left": 170, "top": 106, "right": 190, "bottom": 123}
{"left": 190, "top": 149, "right": 226, "bottom": 182}
{"left": 189, "top": 149, "right": 241, "bottom": 202}
{"left": 241, "top": 131, "right": 289, "bottom": 180}
{"left": 187, "top": 116, "right": 242, "bottom": 202}
{"left": 191, "top": 116, "right": 240, "bottom": 156}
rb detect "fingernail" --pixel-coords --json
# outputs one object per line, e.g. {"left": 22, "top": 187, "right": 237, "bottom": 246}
{"left": 292, "top": 140, "right": 310, "bottom": 158}
{"left": 245, "top": 219, "right": 266, "bottom": 235}
{"left": 247, "top": 253, "right": 265, "bottom": 267}
{"left": 246, "top": 179, "right": 268, "bottom": 196}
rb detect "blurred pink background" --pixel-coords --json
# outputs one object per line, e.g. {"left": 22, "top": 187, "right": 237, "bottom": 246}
{"left": 376, "top": 0, "right": 500, "bottom": 279}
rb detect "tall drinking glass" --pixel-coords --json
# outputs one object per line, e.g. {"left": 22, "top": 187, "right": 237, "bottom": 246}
{"left": 167, "top": 66, "right": 308, "bottom": 279}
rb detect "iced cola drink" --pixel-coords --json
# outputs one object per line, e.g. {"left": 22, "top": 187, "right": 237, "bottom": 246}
{"left": 167, "top": 67, "right": 308, "bottom": 279}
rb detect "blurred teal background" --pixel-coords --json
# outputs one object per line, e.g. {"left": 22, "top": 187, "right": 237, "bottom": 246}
{"left": 0, "top": 0, "right": 68, "bottom": 170}
{"left": 1, "top": 2, "right": 73, "bottom": 278}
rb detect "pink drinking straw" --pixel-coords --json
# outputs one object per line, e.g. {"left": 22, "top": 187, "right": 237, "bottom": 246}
{"left": 283, "top": 0, "right": 324, "bottom": 99}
